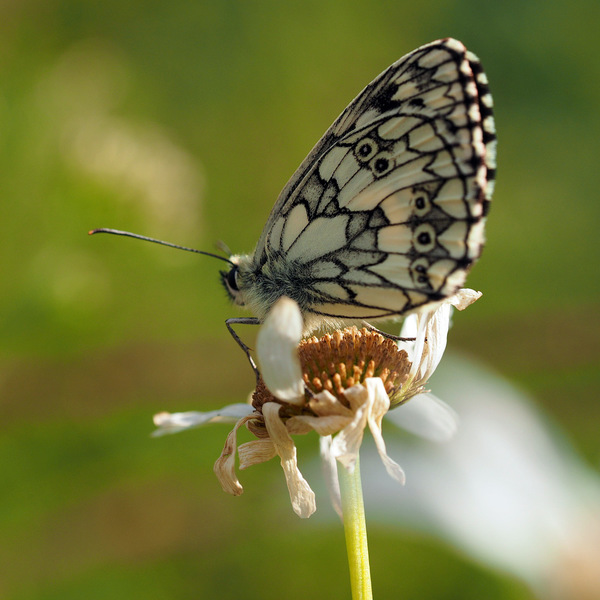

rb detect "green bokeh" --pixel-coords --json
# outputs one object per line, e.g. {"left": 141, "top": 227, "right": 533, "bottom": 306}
{"left": 2, "top": 1, "right": 598, "bottom": 598}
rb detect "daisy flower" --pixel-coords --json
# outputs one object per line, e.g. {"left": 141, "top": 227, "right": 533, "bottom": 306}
{"left": 153, "top": 289, "right": 481, "bottom": 518}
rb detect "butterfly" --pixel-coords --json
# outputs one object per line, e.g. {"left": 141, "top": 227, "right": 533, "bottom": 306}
{"left": 220, "top": 38, "right": 495, "bottom": 335}
{"left": 93, "top": 38, "right": 495, "bottom": 371}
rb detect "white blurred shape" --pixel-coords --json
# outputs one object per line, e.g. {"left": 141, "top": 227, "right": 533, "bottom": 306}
{"left": 386, "top": 392, "right": 458, "bottom": 442}
{"left": 359, "top": 354, "right": 600, "bottom": 599}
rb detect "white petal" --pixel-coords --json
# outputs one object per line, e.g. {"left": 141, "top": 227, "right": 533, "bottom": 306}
{"left": 399, "top": 288, "right": 480, "bottom": 386}
{"left": 450, "top": 288, "right": 482, "bottom": 310}
{"left": 213, "top": 414, "right": 257, "bottom": 496}
{"left": 256, "top": 297, "right": 305, "bottom": 404}
{"left": 419, "top": 303, "right": 451, "bottom": 382}
{"left": 152, "top": 404, "right": 254, "bottom": 436}
{"left": 410, "top": 312, "right": 428, "bottom": 367}
{"left": 320, "top": 435, "right": 342, "bottom": 519}
{"left": 330, "top": 385, "right": 370, "bottom": 472}
{"left": 263, "top": 402, "right": 316, "bottom": 518}
{"left": 401, "top": 303, "right": 451, "bottom": 385}
{"left": 288, "top": 414, "right": 352, "bottom": 436}
{"left": 398, "top": 313, "right": 418, "bottom": 342}
{"left": 238, "top": 439, "right": 277, "bottom": 468}
{"left": 385, "top": 392, "right": 459, "bottom": 442}
{"left": 416, "top": 288, "right": 481, "bottom": 381}
{"left": 365, "top": 378, "right": 405, "bottom": 484}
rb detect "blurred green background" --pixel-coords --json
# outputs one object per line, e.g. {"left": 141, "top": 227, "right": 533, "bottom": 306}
{"left": 2, "top": 1, "right": 598, "bottom": 598}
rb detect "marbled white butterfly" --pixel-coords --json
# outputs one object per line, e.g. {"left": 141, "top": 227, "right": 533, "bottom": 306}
{"left": 93, "top": 38, "right": 495, "bottom": 365}
{"left": 221, "top": 38, "right": 495, "bottom": 335}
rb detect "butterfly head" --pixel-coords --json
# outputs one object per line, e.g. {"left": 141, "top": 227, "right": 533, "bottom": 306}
{"left": 220, "top": 253, "right": 288, "bottom": 322}
{"left": 220, "top": 254, "right": 251, "bottom": 308}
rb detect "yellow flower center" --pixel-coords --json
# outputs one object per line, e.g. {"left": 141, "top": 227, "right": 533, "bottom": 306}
{"left": 252, "top": 326, "right": 411, "bottom": 416}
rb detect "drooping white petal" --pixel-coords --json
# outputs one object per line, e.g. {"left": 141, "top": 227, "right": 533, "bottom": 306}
{"left": 213, "top": 414, "right": 258, "bottom": 496}
{"left": 330, "top": 384, "right": 371, "bottom": 473}
{"left": 325, "top": 381, "right": 405, "bottom": 484}
{"left": 152, "top": 404, "right": 254, "bottom": 436}
{"left": 399, "top": 309, "right": 431, "bottom": 383}
{"left": 398, "top": 313, "right": 418, "bottom": 342}
{"left": 320, "top": 435, "right": 342, "bottom": 519}
{"left": 398, "top": 288, "right": 481, "bottom": 388}
{"left": 365, "top": 378, "right": 405, "bottom": 484}
{"left": 238, "top": 439, "right": 277, "bottom": 468}
{"left": 385, "top": 392, "right": 459, "bottom": 442}
{"left": 288, "top": 414, "right": 353, "bottom": 436}
{"left": 417, "top": 303, "right": 451, "bottom": 382}
{"left": 256, "top": 296, "right": 305, "bottom": 404}
{"left": 262, "top": 402, "right": 316, "bottom": 518}
{"left": 418, "top": 288, "right": 481, "bottom": 380}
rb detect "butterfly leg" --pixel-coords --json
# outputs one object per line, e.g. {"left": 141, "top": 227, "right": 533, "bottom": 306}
{"left": 226, "top": 317, "right": 261, "bottom": 383}
{"left": 226, "top": 317, "right": 316, "bottom": 400}
{"left": 361, "top": 321, "right": 415, "bottom": 343}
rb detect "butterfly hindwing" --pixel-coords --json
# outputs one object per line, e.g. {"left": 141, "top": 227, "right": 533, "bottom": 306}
{"left": 239, "top": 39, "right": 495, "bottom": 324}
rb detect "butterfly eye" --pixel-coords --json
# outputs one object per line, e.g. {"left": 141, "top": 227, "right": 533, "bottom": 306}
{"left": 226, "top": 266, "right": 240, "bottom": 292}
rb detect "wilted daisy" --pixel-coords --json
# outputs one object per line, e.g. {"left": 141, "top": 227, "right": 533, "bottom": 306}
{"left": 153, "top": 289, "right": 481, "bottom": 519}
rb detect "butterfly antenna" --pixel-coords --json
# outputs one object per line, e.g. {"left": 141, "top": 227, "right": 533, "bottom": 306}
{"left": 89, "top": 228, "right": 235, "bottom": 265}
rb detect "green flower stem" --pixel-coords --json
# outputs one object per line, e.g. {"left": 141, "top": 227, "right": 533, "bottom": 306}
{"left": 339, "top": 455, "right": 373, "bottom": 600}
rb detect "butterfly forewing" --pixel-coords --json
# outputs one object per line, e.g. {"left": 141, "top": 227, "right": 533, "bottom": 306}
{"left": 239, "top": 38, "right": 495, "bottom": 327}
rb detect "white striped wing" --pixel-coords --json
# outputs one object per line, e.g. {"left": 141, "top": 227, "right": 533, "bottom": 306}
{"left": 240, "top": 38, "right": 496, "bottom": 323}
